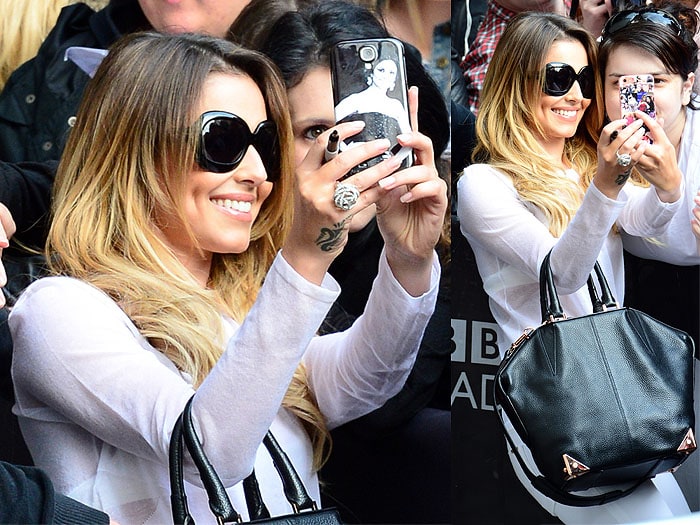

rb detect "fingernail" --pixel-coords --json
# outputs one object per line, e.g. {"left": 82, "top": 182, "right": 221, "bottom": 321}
{"left": 378, "top": 175, "right": 396, "bottom": 188}
{"left": 400, "top": 191, "right": 413, "bottom": 203}
{"left": 387, "top": 154, "right": 403, "bottom": 169}
{"left": 377, "top": 138, "right": 391, "bottom": 150}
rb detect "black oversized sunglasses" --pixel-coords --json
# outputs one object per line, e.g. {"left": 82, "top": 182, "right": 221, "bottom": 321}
{"left": 196, "top": 111, "right": 280, "bottom": 182}
{"left": 602, "top": 7, "right": 684, "bottom": 39}
{"left": 543, "top": 62, "right": 595, "bottom": 99}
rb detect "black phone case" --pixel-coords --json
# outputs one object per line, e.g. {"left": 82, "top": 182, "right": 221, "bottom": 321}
{"left": 330, "top": 38, "right": 412, "bottom": 177}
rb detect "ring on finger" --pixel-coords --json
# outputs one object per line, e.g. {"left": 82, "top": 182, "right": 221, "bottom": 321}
{"left": 333, "top": 181, "right": 360, "bottom": 211}
{"left": 615, "top": 150, "right": 632, "bottom": 167}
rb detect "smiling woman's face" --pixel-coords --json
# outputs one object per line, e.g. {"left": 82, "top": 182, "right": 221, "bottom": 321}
{"left": 533, "top": 39, "right": 591, "bottom": 155}
{"left": 154, "top": 72, "right": 273, "bottom": 282}
{"left": 287, "top": 66, "right": 377, "bottom": 231}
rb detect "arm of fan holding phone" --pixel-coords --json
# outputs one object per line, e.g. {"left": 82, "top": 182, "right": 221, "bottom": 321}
{"left": 602, "top": 109, "right": 681, "bottom": 203}
{"left": 371, "top": 86, "right": 447, "bottom": 295}
{"left": 294, "top": 87, "right": 445, "bottom": 296}
{"left": 631, "top": 110, "right": 683, "bottom": 203}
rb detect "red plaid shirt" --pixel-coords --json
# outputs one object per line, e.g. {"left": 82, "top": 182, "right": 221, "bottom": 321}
{"left": 461, "top": 1, "right": 571, "bottom": 115}
{"left": 461, "top": 1, "right": 516, "bottom": 115}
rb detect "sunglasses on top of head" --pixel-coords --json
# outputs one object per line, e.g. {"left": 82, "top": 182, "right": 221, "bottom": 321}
{"left": 196, "top": 111, "right": 280, "bottom": 182}
{"left": 543, "top": 62, "right": 595, "bottom": 99}
{"left": 602, "top": 7, "right": 684, "bottom": 39}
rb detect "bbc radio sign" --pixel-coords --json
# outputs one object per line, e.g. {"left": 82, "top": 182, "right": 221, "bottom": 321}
{"left": 451, "top": 319, "right": 501, "bottom": 411}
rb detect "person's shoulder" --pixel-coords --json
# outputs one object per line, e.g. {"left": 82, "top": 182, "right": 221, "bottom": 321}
{"left": 460, "top": 163, "right": 511, "bottom": 185}
{"left": 386, "top": 96, "right": 404, "bottom": 106}
{"left": 457, "top": 163, "right": 517, "bottom": 204}
{"left": 12, "top": 276, "right": 115, "bottom": 315}
{"left": 0, "top": 3, "right": 101, "bottom": 93}
{"left": 38, "top": 3, "right": 99, "bottom": 53}
{"left": 680, "top": 105, "right": 700, "bottom": 173}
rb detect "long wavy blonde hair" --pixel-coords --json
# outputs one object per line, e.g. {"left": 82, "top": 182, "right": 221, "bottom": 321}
{"left": 473, "top": 12, "right": 604, "bottom": 237}
{"left": 47, "top": 32, "right": 330, "bottom": 468}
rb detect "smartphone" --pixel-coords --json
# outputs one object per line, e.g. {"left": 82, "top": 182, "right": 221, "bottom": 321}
{"left": 619, "top": 74, "right": 655, "bottom": 143}
{"left": 330, "top": 37, "right": 413, "bottom": 177}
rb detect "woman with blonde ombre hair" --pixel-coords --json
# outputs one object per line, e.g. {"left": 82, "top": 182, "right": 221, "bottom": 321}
{"left": 457, "top": 11, "right": 689, "bottom": 523}
{"left": 8, "top": 31, "right": 444, "bottom": 524}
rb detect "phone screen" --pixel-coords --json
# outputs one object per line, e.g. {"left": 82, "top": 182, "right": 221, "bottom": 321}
{"left": 619, "top": 74, "right": 655, "bottom": 143}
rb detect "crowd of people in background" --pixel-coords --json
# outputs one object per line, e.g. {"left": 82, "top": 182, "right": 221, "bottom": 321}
{"left": 0, "top": 1, "right": 450, "bottom": 524}
{"left": 0, "top": 0, "right": 699, "bottom": 524}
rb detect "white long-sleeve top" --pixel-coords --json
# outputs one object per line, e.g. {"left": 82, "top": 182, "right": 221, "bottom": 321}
{"left": 9, "top": 249, "right": 439, "bottom": 525}
{"left": 621, "top": 106, "right": 700, "bottom": 265}
{"left": 457, "top": 166, "right": 680, "bottom": 355}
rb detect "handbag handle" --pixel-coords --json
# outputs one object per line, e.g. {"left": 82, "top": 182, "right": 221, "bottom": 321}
{"left": 170, "top": 397, "right": 242, "bottom": 524}
{"left": 169, "top": 397, "right": 321, "bottom": 524}
{"left": 239, "top": 428, "right": 320, "bottom": 519}
{"left": 261, "top": 431, "right": 318, "bottom": 512}
{"left": 539, "top": 251, "right": 618, "bottom": 322}
{"left": 169, "top": 414, "right": 195, "bottom": 525}
{"left": 243, "top": 472, "right": 270, "bottom": 520}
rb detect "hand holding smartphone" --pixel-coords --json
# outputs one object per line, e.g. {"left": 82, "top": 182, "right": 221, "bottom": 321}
{"left": 330, "top": 37, "right": 413, "bottom": 177}
{"left": 619, "top": 74, "right": 656, "bottom": 143}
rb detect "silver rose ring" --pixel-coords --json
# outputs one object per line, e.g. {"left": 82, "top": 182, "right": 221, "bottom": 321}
{"left": 615, "top": 150, "right": 632, "bottom": 168}
{"left": 333, "top": 181, "right": 360, "bottom": 211}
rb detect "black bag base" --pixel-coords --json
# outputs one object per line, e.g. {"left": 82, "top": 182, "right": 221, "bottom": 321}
{"left": 249, "top": 508, "right": 342, "bottom": 525}
{"left": 559, "top": 451, "right": 692, "bottom": 493}
{"left": 500, "top": 415, "right": 696, "bottom": 507}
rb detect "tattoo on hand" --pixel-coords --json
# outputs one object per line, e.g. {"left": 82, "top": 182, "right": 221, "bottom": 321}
{"left": 615, "top": 169, "right": 631, "bottom": 185}
{"left": 316, "top": 219, "right": 349, "bottom": 252}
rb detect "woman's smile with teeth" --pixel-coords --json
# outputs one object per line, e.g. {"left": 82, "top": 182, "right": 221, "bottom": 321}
{"left": 552, "top": 108, "right": 577, "bottom": 118}
{"left": 211, "top": 198, "right": 252, "bottom": 213}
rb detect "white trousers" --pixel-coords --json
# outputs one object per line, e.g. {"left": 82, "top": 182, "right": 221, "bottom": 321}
{"left": 671, "top": 359, "right": 700, "bottom": 512}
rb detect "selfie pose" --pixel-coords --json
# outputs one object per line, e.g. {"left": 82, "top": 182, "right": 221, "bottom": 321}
{"left": 457, "top": 11, "right": 689, "bottom": 523}
{"left": 598, "top": 2, "right": 700, "bottom": 346}
{"left": 8, "top": 31, "right": 446, "bottom": 524}
{"left": 235, "top": 1, "right": 451, "bottom": 521}
{"left": 597, "top": 1, "right": 700, "bottom": 506}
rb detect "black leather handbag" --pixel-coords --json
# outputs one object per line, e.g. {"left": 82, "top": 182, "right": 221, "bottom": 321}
{"left": 494, "top": 251, "right": 697, "bottom": 506}
{"left": 170, "top": 397, "right": 343, "bottom": 524}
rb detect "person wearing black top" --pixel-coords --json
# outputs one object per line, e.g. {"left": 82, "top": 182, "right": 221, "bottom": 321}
{"left": 0, "top": 461, "right": 110, "bottom": 525}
